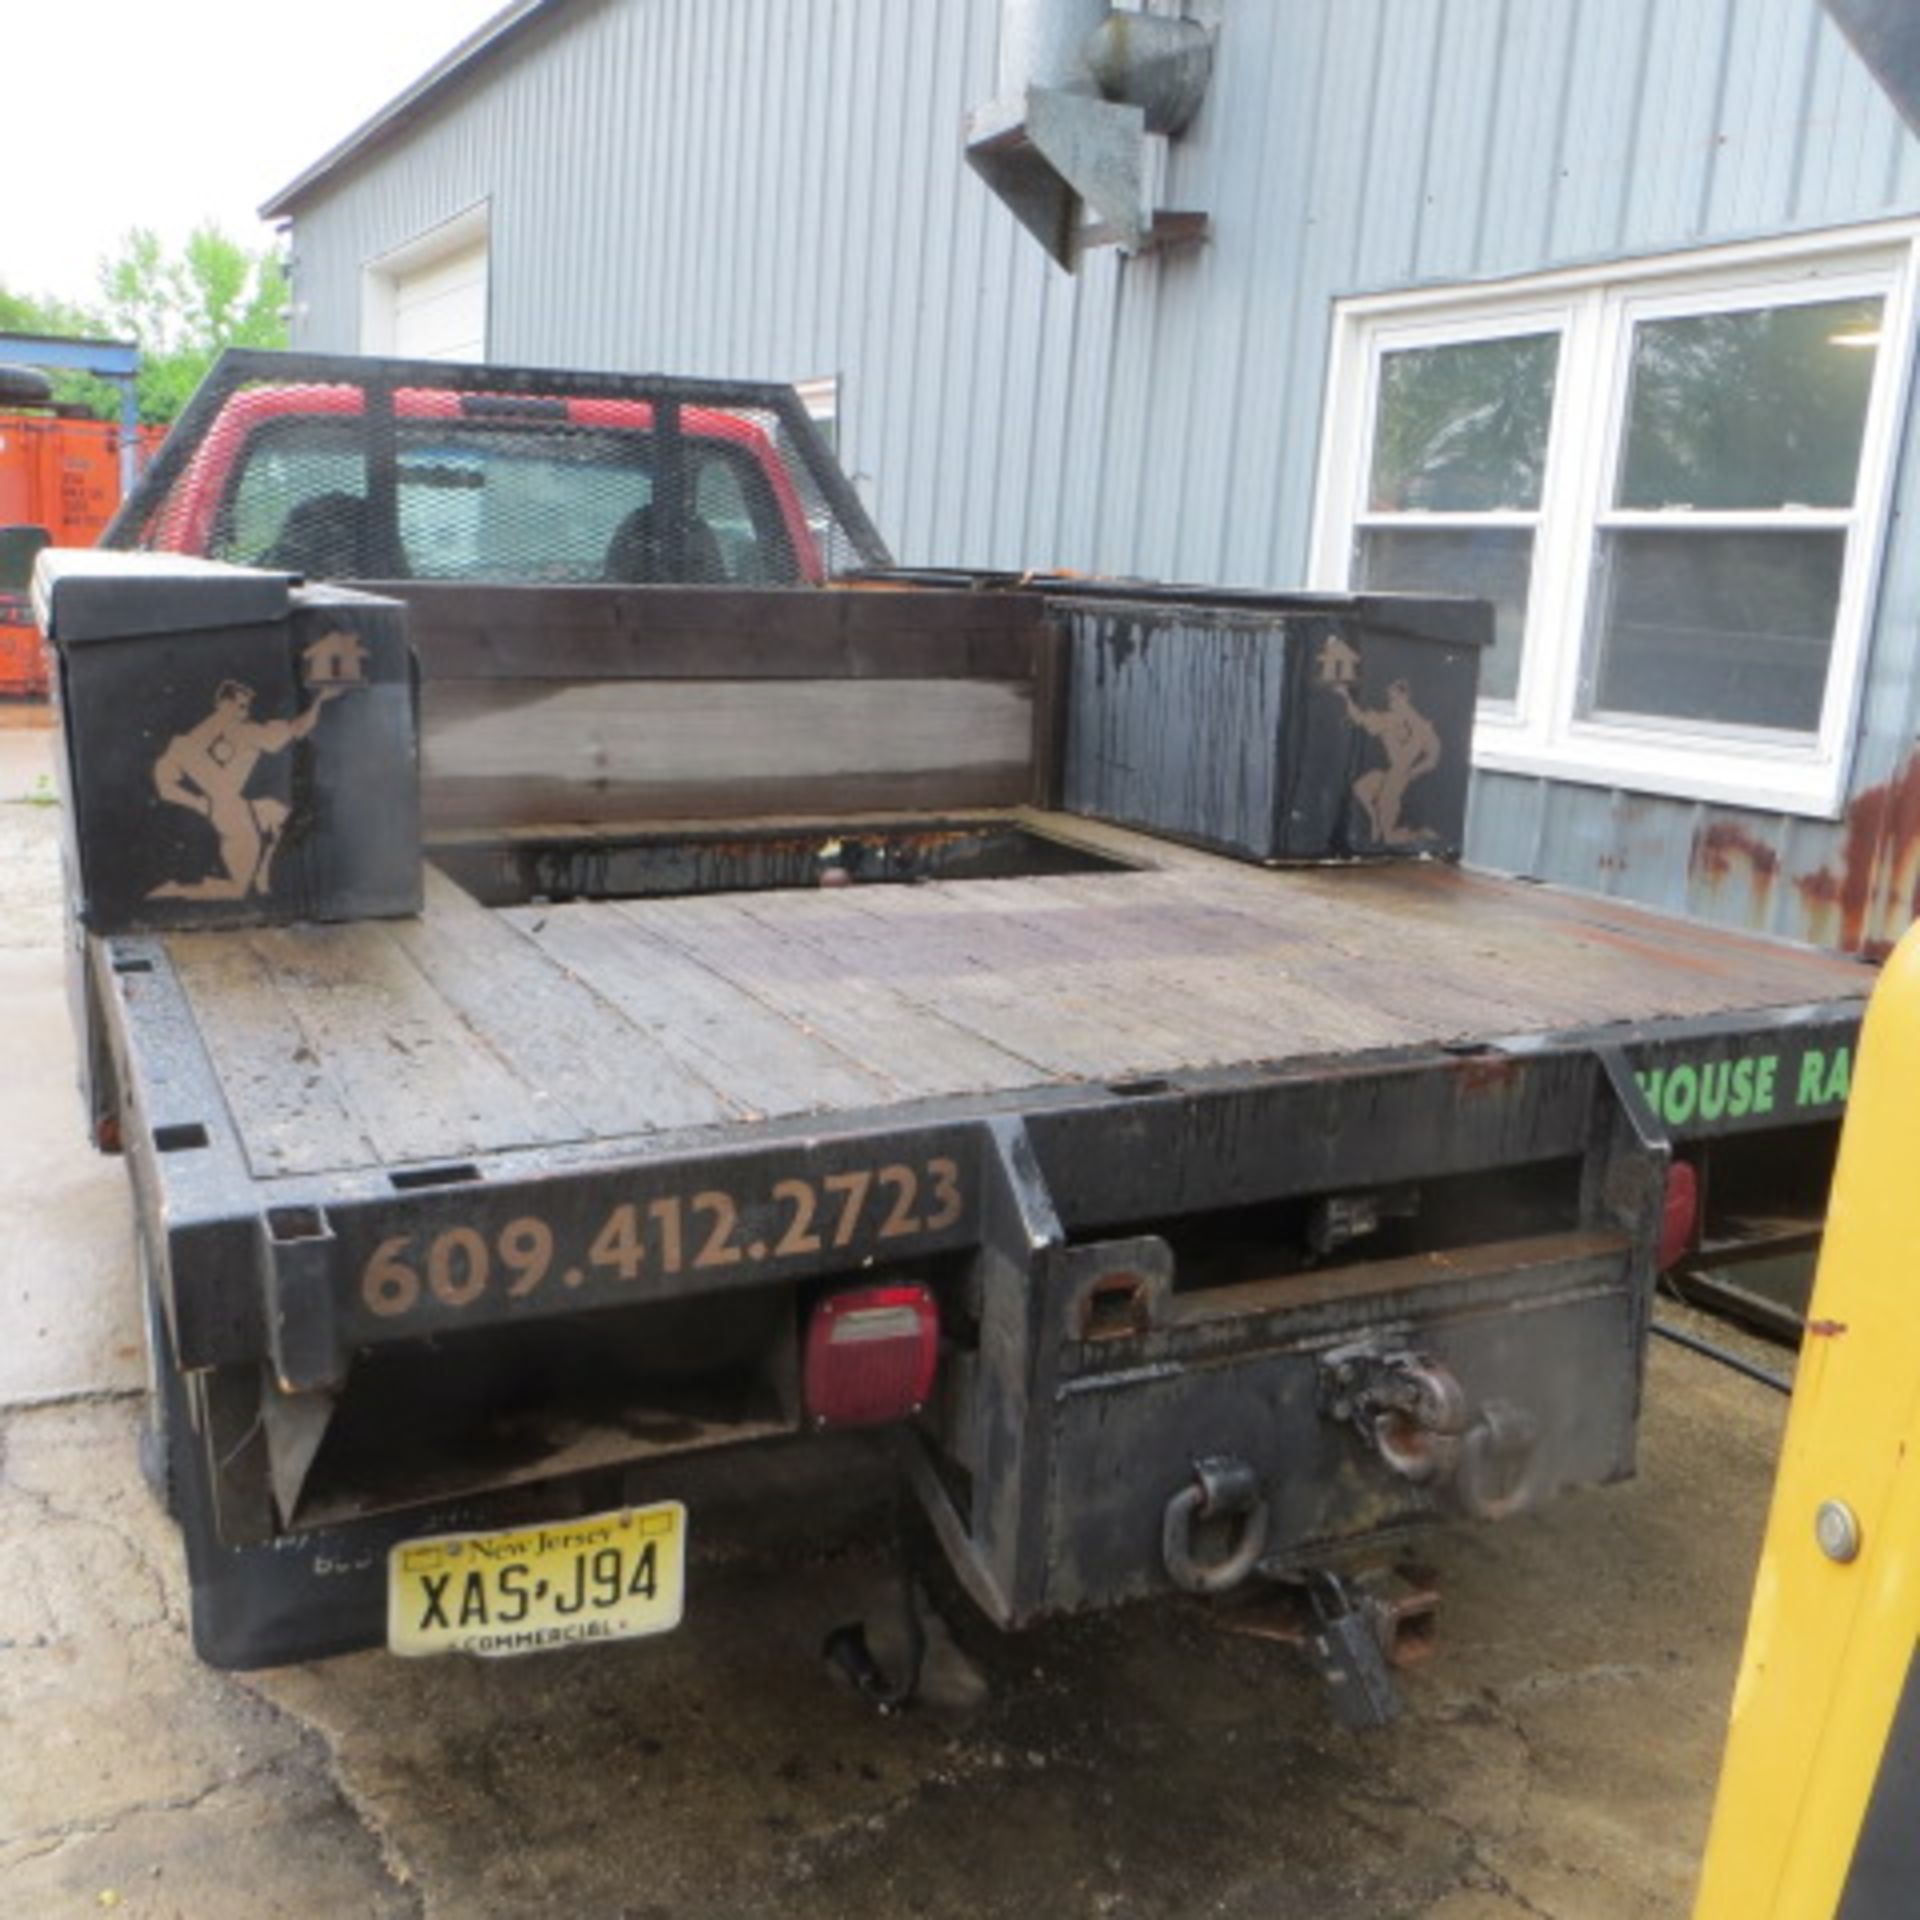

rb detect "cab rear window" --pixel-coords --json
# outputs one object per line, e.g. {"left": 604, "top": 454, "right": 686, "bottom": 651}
{"left": 220, "top": 418, "right": 799, "bottom": 585}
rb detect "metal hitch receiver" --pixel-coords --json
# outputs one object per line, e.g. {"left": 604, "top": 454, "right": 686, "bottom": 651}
{"left": 1210, "top": 1565, "right": 1443, "bottom": 1730}
{"left": 1297, "top": 1572, "right": 1407, "bottom": 1730}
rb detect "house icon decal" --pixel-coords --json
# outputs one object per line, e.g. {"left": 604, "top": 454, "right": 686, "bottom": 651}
{"left": 302, "top": 629, "right": 370, "bottom": 690}
{"left": 1315, "top": 634, "right": 1361, "bottom": 688}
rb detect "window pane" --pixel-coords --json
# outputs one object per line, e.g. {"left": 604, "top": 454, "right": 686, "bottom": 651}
{"left": 693, "top": 453, "right": 762, "bottom": 582}
{"left": 1368, "top": 333, "right": 1559, "bottom": 511}
{"left": 1356, "top": 525, "right": 1533, "bottom": 704}
{"left": 405, "top": 428, "right": 655, "bottom": 582}
{"left": 228, "top": 435, "right": 364, "bottom": 567}
{"left": 224, "top": 420, "right": 658, "bottom": 581}
{"left": 1616, "top": 296, "right": 1882, "bottom": 510}
{"left": 1584, "top": 528, "right": 1843, "bottom": 732}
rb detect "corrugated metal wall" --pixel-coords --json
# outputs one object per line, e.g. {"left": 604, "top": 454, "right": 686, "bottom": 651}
{"left": 285, "top": 0, "right": 1920, "bottom": 951}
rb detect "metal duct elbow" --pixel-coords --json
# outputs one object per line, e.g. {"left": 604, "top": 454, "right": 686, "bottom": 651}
{"left": 993, "top": 0, "right": 1109, "bottom": 97}
{"left": 1085, "top": 10, "right": 1214, "bottom": 136}
{"left": 1822, "top": 0, "right": 1920, "bottom": 135}
{"left": 965, "top": 2, "right": 1214, "bottom": 272}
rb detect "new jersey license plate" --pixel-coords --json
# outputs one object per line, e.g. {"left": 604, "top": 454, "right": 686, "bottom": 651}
{"left": 387, "top": 1502, "right": 685, "bottom": 1658}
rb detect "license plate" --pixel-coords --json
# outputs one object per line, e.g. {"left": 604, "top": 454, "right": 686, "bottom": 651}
{"left": 387, "top": 1502, "right": 685, "bottom": 1658}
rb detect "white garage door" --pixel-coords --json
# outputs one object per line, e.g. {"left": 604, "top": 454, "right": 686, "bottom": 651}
{"left": 391, "top": 240, "right": 488, "bottom": 362}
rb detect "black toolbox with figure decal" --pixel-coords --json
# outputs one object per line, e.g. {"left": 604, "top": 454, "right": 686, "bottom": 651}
{"left": 865, "top": 571, "right": 1489, "bottom": 863}
{"left": 1055, "top": 588, "right": 1488, "bottom": 863}
{"left": 34, "top": 549, "right": 419, "bottom": 934}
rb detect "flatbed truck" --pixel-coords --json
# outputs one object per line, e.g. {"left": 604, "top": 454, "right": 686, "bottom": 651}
{"left": 36, "top": 351, "right": 1872, "bottom": 1703}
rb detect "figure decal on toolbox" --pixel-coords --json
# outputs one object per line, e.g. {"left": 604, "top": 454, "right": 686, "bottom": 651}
{"left": 146, "top": 660, "right": 349, "bottom": 901}
{"left": 1328, "top": 673, "right": 1442, "bottom": 848}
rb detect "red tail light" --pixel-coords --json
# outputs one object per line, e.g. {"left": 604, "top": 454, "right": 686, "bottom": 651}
{"left": 803, "top": 1284, "right": 939, "bottom": 1429}
{"left": 1659, "top": 1160, "right": 1699, "bottom": 1272}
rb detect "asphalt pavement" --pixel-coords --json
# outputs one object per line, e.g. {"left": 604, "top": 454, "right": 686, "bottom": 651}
{"left": 0, "top": 714, "right": 1788, "bottom": 1919}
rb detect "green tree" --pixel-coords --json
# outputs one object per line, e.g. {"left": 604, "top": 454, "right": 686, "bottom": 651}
{"left": 98, "top": 225, "right": 288, "bottom": 424}
{"left": 0, "top": 225, "right": 287, "bottom": 426}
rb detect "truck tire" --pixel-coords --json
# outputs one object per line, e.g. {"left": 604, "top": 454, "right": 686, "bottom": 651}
{"left": 135, "top": 1409, "right": 175, "bottom": 1518}
{"left": 135, "top": 1245, "right": 179, "bottom": 1521}
{"left": 0, "top": 364, "right": 54, "bottom": 408}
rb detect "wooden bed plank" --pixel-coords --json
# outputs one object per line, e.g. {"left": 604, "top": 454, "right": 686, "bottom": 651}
{"left": 997, "top": 872, "right": 1434, "bottom": 1059}
{"left": 421, "top": 679, "right": 1036, "bottom": 831}
{"left": 239, "top": 920, "right": 590, "bottom": 1168}
{"left": 760, "top": 878, "right": 1278, "bottom": 1079}
{"left": 1173, "top": 859, "right": 1852, "bottom": 1029}
{"left": 1173, "top": 868, "right": 1733, "bottom": 1034}
{"left": 609, "top": 892, "right": 1053, "bottom": 1099}
{"left": 1007, "top": 808, "right": 1854, "bottom": 1033}
{"left": 874, "top": 878, "right": 1355, "bottom": 1064}
{"left": 628, "top": 883, "right": 1121, "bottom": 1079}
{"left": 165, "top": 932, "right": 382, "bottom": 1179}
{"left": 509, "top": 901, "right": 899, "bottom": 1119}
{"left": 390, "top": 870, "right": 741, "bottom": 1136}
{"left": 666, "top": 882, "right": 1148, "bottom": 1081}
{"left": 1024, "top": 808, "right": 1868, "bottom": 1008}
{"left": 395, "top": 581, "right": 1044, "bottom": 682}
{"left": 1110, "top": 868, "right": 1587, "bottom": 1039}
{"left": 1306, "top": 861, "right": 1869, "bottom": 1001}
{"left": 1020, "top": 880, "right": 1445, "bottom": 1056}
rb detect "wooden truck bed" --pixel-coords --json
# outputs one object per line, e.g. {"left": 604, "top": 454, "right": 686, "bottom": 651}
{"left": 163, "top": 809, "right": 1869, "bottom": 1184}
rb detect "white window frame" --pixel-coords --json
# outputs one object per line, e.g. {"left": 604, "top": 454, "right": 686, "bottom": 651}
{"left": 1311, "top": 222, "right": 1920, "bottom": 817}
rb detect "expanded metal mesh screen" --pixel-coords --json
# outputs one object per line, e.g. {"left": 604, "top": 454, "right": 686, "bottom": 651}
{"left": 107, "top": 351, "right": 889, "bottom": 589}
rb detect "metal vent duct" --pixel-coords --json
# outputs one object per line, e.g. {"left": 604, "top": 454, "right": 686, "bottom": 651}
{"left": 965, "top": 2, "right": 1213, "bottom": 272}
{"left": 1823, "top": 0, "right": 1920, "bottom": 135}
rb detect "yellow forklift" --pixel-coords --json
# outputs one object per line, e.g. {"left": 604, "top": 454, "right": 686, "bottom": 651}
{"left": 1692, "top": 926, "right": 1920, "bottom": 1913}
{"left": 1693, "top": 10, "right": 1920, "bottom": 1909}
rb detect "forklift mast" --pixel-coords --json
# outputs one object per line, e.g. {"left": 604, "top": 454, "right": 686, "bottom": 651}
{"left": 1692, "top": 15, "right": 1920, "bottom": 1913}
{"left": 1693, "top": 926, "right": 1920, "bottom": 1916}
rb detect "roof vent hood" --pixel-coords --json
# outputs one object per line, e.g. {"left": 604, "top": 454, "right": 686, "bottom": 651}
{"left": 966, "top": 2, "right": 1214, "bottom": 271}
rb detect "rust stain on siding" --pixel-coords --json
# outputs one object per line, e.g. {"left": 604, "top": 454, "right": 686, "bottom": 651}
{"left": 1689, "top": 822, "right": 1781, "bottom": 928}
{"left": 1742, "top": 749, "right": 1920, "bottom": 957}
{"left": 1829, "top": 754, "right": 1920, "bottom": 955}
{"left": 1682, "top": 755, "right": 1920, "bottom": 955}
{"left": 1692, "top": 822, "right": 1780, "bottom": 883}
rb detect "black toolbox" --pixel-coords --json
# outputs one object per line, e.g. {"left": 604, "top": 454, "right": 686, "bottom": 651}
{"left": 35, "top": 549, "right": 419, "bottom": 933}
{"left": 1054, "top": 588, "right": 1488, "bottom": 862}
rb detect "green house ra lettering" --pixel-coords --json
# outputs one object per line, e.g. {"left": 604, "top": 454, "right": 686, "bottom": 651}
{"left": 1635, "top": 1046, "right": 1852, "bottom": 1129}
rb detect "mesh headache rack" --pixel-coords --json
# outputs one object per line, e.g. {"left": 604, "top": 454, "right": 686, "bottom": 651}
{"left": 104, "top": 348, "right": 891, "bottom": 590}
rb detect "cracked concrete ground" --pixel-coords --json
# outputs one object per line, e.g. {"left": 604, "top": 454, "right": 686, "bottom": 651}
{"left": 1, "top": 717, "right": 1786, "bottom": 1917}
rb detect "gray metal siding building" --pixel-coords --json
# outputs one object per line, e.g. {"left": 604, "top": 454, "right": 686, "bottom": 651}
{"left": 268, "top": 0, "right": 1920, "bottom": 953}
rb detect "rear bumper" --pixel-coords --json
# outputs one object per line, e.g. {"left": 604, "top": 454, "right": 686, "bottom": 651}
{"left": 136, "top": 1016, "right": 1724, "bottom": 1666}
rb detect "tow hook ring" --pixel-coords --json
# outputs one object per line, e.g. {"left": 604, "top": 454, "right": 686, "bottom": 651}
{"left": 1454, "top": 1400, "right": 1540, "bottom": 1521}
{"left": 1162, "top": 1455, "right": 1270, "bottom": 1595}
